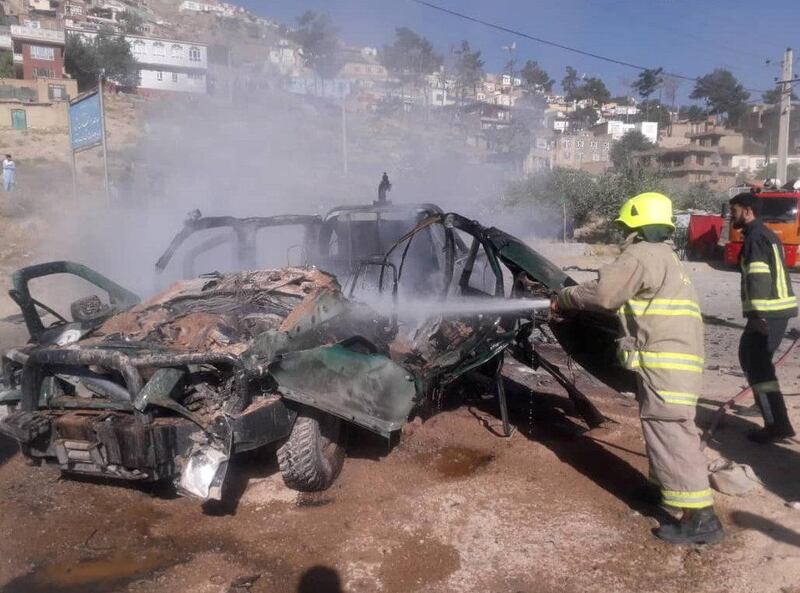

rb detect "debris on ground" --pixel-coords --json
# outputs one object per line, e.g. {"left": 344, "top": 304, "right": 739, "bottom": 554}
{"left": 708, "top": 458, "right": 763, "bottom": 496}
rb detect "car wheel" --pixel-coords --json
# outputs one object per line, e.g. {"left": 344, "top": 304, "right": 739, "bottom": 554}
{"left": 277, "top": 408, "right": 347, "bottom": 492}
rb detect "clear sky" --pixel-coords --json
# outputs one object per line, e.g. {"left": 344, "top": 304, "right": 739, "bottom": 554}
{"left": 239, "top": 0, "right": 799, "bottom": 105}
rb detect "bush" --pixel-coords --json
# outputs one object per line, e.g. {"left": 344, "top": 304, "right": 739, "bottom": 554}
{"left": 505, "top": 165, "right": 666, "bottom": 230}
{"left": 503, "top": 166, "right": 729, "bottom": 241}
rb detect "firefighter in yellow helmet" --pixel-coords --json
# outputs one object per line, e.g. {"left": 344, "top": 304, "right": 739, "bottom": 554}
{"left": 553, "top": 192, "right": 724, "bottom": 544}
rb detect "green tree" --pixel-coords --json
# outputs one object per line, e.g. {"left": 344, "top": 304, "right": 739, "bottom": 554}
{"left": 0, "top": 51, "right": 13, "bottom": 78}
{"left": 520, "top": 59, "right": 553, "bottom": 92}
{"left": 632, "top": 67, "right": 663, "bottom": 101}
{"left": 610, "top": 130, "right": 654, "bottom": 169}
{"left": 381, "top": 27, "right": 442, "bottom": 99}
{"left": 382, "top": 27, "right": 442, "bottom": 81}
{"left": 505, "top": 166, "right": 667, "bottom": 230}
{"left": 665, "top": 182, "right": 728, "bottom": 212}
{"left": 689, "top": 69, "right": 750, "bottom": 126}
{"left": 65, "top": 29, "right": 138, "bottom": 91}
{"left": 453, "top": 40, "right": 484, "bottom": 103}
{"left": 762, "top": 87, "right": 798, "bottom": 104}
{"left": 561, "top": 66, "right": 580, "bottom": 100}
{"left": 582, "top": 76, "right": 610, "bottom": 106}
{"left": 484, "top": 119, "right": 532, "bottom": 171}
{"left": 561, "top": 66, "right": 609, "bottom": 106}
{"left": 636, "top": 99, "right": 672, "bottom": 128}
{"left": 567, "top": 106, "right": 598, "bottom": 129}
{"left": 632, "top": 67, "right": 664, "bottom": 120}
{"left": 292, "top": 11, "right": 340, "bottom": 89}
{"left": 118, "top": 10, "right": 144, "bottom": 34}
{"left": 679, "top": 105, "right": 707, "bottom": 123}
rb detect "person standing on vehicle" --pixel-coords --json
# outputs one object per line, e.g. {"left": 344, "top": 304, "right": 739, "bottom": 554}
{"left": 553, "top": 192, "right": 724, "bottom": 545}
{"left": 729, "top": 192, "right": 797, "bottom": 443}
{"left": 2, "top": 154, "right": 15, "bottom": 192}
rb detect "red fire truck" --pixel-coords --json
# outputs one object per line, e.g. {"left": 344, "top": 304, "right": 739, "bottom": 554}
{"left": 721, "top": 188, "right": 800, "bottom": 268}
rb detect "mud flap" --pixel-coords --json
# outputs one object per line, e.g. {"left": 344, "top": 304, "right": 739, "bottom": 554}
{"left": 268, "top": 339, "right": 419, "bottom": 438}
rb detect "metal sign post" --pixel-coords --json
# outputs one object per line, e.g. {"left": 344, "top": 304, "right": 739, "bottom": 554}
{"left": 68, "top": 78, "right": 109, "bottom": 201}
{"left": 66, "top": 106, "right": 78, "bottom": 201}
{"left": 97, "top": 71, "right": 111, "bottom": 202}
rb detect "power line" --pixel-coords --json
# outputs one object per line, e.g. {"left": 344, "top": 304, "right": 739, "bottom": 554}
{"left": 411, "top": 0, "right": 769, "bottom": 94}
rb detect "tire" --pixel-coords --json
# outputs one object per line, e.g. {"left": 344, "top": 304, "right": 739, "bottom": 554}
{"left": 277, "top": 408, "right": 347, "bottom": 492}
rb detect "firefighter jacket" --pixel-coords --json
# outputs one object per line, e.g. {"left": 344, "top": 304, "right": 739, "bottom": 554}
{"left": 557, "top": 235, "right": 704, "bottom": 407}
{"left": 739, "top": 219, "right": 798, "bottom": 320}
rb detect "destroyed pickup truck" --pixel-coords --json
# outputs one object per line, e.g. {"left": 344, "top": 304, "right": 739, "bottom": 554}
{"left": 0, "top": 209, "right": 621, "bottom": 501}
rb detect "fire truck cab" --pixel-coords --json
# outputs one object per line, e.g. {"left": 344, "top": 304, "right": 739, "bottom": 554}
{"left": 723, "top": 189, "right": 800, "bottom": 268}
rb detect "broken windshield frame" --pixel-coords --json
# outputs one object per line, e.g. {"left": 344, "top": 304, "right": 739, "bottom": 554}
{"left": 155, "top": 214, "right": 323, "bottom": 278}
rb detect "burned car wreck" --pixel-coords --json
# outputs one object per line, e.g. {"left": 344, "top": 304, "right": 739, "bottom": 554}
{"left": 0, "top": 205, "right": 620, "bottom": 501}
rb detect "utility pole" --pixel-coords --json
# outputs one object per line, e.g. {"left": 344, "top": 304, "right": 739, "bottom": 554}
{"left": 98, "top": 71, "right": 111, "bottom": 202}
{"left": 777, "top": 47, "right": 792, "bottom": 184}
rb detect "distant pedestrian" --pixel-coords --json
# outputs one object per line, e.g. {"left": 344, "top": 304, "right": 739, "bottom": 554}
{"left": 2, "top": 154, "right": 15, "bottom": 192}
{"left": 729, "top": 192, "right": 797, "bottom": 443}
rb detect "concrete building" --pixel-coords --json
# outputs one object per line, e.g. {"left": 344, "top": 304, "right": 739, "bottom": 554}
{"left": 523, "top": 134, "right": 554, "bottom": 174}
{"left": 592, "top": 120, "right": 658, "bottom": 144}
{"left": 179, "top": 1, "right": 239, "bottom": 18}
{"left": 0, "top": 99, "right": 68, "bottom": 129}
{"left": 62, "top": 0, "right": 87, "bottom": 20}
{"left": 10, "top": 24, "right": 65, "bottom": 79}
{"left": 687, "top": 123, "right": 750, "bottom": 154}
{"left": 552, "top": 130, "right": 613, "bottom": 172}
{"left": 267, "top": 40, "right": 304, "bottom": 77}
{"left": 731, "top": 154, "right": 800, "bottom": 176}
{"left": 0, "top": 76, "right": 77, "bottom": 101}
{"left": 659, "top": 120, "right": 705, "bottom": 148}
{"left": 424, "top": 73, "right": 456, "bottom": 108}
{"left": 68, "top": 29, "right": 208, "bottom": 94}
{"left": 286, "top": 76, "right": 351, "bottom": 99}
{"left": 0, "top": 78, "right": 75, "bottom": 130}
{"left": 0, "top": 28, "right": 11, "bottom": 54}
{"left": 129, "top": 34, "right": 208, "bottom": 94}
{"left": 633, "top": 144, "right": 737, "bottom": 187}
{"left": 28, "top": 0, "right": 60, "bottom": 17}
{"left": 337, "top": 47, "right": 388, "bottom": 86}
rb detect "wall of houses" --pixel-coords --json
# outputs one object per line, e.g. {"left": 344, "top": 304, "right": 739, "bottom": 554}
{"left": 0, "top": 76, "right": 77, "bottom": 101}
{"left": 138, "top": 68, "right": 206, "bottom": 93}
{"left": 0, "top": 99, "right": 67, "bottom": 129}
{"left": 68, "top": 29, "right": 208, "bottom": 94}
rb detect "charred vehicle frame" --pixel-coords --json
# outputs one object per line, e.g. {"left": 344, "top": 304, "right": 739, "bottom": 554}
{"left": 0, "top": 201, "right": 620, "bottom": 501}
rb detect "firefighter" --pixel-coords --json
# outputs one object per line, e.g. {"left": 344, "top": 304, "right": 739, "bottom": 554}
{"left": 729, "top": 192, "right": 797, "bottom": 443}
{"left": 553, "top": 192, "right": 724, "bottom": 545}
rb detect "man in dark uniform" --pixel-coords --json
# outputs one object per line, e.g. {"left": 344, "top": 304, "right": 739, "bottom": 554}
{"left": 729, "top": 192, "right": 798, "bottom": 443}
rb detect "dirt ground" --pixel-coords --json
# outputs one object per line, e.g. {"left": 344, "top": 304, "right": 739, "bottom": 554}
{"left": 1, "top": 251, "right": 799, "bottom": 593}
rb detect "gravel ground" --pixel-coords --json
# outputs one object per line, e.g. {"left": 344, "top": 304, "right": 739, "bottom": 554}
{"left": 0, "top": 252, "right": 799, "bottom": 593}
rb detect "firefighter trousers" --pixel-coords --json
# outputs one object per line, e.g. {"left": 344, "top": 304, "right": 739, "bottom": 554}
{"left": 739, "top": 318, "right": 792, "bottom": 428}
{"left": 637, "top": 375, "right": 713, "bottom": 509}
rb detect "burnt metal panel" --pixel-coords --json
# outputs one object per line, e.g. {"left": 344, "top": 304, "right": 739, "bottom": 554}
{"left": 269, "top": 341, "right": 419, "bottom": 437}
{"left": 231, "top": 396, "right": 297, "bottom": 453}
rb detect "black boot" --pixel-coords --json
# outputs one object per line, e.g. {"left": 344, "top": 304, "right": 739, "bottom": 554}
{"left": 654, "top": 507, "right": 725, "bottom": 545}
{"left": 748, "top": 392, "right": 796, "bottom": 444}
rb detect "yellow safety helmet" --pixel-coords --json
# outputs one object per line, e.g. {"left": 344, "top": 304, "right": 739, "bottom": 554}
{"left": 615, "top": 192, "right": 675, "bottom": 230}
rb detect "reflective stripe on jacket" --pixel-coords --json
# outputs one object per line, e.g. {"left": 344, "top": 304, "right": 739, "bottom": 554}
{"left": 739, "top": 219, "right": 798, "bottom": 319}
{"left": 558, "top": 235, "right": 704, "bottom": 406}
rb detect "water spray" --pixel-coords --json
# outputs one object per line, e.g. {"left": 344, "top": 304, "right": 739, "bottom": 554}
{"left": 361, "top": 295, "right": 552, "bottom": 320}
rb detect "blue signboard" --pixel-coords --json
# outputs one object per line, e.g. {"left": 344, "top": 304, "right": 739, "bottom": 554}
{"left": 69, "top": 91, "right": 103, "bottom": 152}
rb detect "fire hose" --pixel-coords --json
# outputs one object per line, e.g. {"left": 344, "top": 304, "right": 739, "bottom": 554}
{"left": 701, "top": 331, "right": 800, "bottom": 449}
